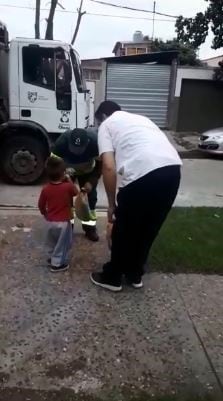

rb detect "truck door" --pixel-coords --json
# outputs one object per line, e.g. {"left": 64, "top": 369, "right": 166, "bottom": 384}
{"left": 86, "top": 81, "right": 95, "bottom": 126}
{"left": 18, "top": 44, "right": 76, "bottom": 133}
{"left": 70, "top": 48, "right": 90, "bottom": 129}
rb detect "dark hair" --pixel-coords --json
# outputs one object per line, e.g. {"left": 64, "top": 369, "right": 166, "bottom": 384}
{"left": 95, "top": 101, "right": 121, "bottom": 122}
{"left": 46, "top": 156, "right": 65, "bottom": 182}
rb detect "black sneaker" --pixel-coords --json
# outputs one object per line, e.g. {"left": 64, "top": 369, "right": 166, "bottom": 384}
{"left": 132, "top": 280, "right": 143, "bottom": 289}
{"left": 125, "top": 277, "right": 144, "bottom": 289}
{"left": 82, "top": 225, "right": 99, "bottom": 242}
{"left": 50, "top": 264, "right": 69, "bottom": 273}
{"left": 90, "top": 272, "right": 122, "bottom": 292}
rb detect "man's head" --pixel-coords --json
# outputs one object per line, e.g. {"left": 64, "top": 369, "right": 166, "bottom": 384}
{"left": 95, "top": 101, "right": 121, "bottom": 125}
{"left": 46, "top": 156, "right": 65, "bottom": 182}
{"left": 68, "top": 128, "right": 90, "bottom": 155}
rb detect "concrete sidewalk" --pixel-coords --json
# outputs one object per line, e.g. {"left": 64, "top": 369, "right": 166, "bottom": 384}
{"left": 0, "top": 214, "right": 223, "bottom": 400}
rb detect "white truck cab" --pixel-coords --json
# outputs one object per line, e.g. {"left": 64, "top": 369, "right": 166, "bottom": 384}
{"left": 0, "top": 27, "right": 90, "bottom": 184}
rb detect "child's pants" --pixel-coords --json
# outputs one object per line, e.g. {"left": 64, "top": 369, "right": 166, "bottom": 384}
{"left": 45, "top": 221, "right": 73, "bottom": 267}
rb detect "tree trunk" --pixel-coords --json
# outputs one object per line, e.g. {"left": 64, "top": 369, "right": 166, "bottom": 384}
{"left": 45, "top": 0, "right": 58, "bottom": 40}
{"left": 35, "top": 0, "right": 41, "bottom": 39}
{"left": 71, "top": 0, "right": 86, "bottom": 45}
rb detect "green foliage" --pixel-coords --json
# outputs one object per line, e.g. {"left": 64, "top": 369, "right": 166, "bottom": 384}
{"left": 151, "top": 38, "right": 202, "bottom": 66}
{"left": 175, "top": 0, "right": 223, "bottom": 50}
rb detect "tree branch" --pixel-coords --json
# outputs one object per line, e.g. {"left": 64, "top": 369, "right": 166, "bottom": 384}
{"left": 45, "top": 0, "right": 58, "bottom": 40}
{"left": 71, "top": 0, "right": 86, "bottom": 45}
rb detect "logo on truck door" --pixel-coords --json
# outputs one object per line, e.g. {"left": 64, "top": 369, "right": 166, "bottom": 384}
{"left": 27, "top": 91, "right": 38, "bottom": 103}
{"left": 58, "top": 111, "right": 70, "bottom": 130}
{"left": 60, "top": 111, "right": 70, "bottom": 123}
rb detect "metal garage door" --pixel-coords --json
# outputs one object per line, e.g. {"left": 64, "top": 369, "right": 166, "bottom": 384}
{"left": 106, "top": 63, "right": 171, "bottom": 127}
{"left": 177, "top": 79, "right": 223, "bottom": 132}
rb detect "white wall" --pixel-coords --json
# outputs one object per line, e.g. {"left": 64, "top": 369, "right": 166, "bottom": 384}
{"left": 203, "top": 57, "right": 223, "bottom": 68}
{"left": 175, "top": 67, "right": 214, "bottom": 98}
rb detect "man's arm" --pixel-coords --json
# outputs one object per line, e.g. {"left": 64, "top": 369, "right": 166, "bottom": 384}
{"left": 83, "top": 159, "right": 102, "bottom": 193}
{"left": 97, "top": 120, "right": 116, "bottom": 221}
{"left": 102, "top": 152, "right": 116, "bottom": 222}
{"left": 51, "top": 131, "right": 68, "bottom": 158}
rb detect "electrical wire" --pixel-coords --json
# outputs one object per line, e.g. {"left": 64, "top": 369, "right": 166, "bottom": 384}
{"left": 90, "top": 13, "right": 174, "bottom": 22}
{"left": 0, "top": 3, "right": 175, "bottom": 22}
{"left": 88, "top": 0, "right": 178, "bottom": 18}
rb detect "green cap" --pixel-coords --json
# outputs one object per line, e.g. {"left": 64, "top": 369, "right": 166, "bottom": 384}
{"left": 68, "top": 129, "right": 90, "bottom": 155}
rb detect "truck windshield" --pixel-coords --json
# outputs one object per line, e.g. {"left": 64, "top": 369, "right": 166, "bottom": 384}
{"left": 70, "top": 48, "right": 86, "bottom": 93}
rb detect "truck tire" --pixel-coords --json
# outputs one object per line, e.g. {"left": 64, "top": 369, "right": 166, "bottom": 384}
{"left": 1, "top": 135, "right": 48, "bottom": 184}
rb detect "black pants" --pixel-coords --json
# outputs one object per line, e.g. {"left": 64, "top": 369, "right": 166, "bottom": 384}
{"left": 77, "top": 175, "right": 97, "bottom": 211}
{"left": 103, "top": 165, "right": 181, "bottom": 285}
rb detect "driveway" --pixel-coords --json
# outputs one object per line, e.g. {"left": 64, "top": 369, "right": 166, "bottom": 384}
{"left": 0, "top": 159, "right": 223, "bottom": 209}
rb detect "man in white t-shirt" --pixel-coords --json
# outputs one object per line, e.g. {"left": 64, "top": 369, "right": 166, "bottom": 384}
{"left": 91, "top": 101, "right": 182, "bottom": 292}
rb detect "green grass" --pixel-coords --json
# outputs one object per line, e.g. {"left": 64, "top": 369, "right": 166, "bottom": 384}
{"left": 109, "top": 391, "right": 221, "bottom": 401}
{"left": 150, "top": 208, "right": 223, "bottom": 274}
{"left": 1, "top": 388, "right": 220, "bottom": 401}
{"left": 121, "top": 396, "right": 220, "bottom": 401}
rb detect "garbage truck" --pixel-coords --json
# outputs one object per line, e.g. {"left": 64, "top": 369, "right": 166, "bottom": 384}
{"left": 0, "top": 21, "right": 90, "bottom": 184}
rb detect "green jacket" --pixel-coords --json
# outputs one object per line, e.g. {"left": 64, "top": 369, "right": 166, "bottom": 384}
{"left": 52, "top": 128, "right": 102, "bottom": 186}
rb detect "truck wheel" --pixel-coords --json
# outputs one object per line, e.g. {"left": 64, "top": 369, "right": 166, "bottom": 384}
{"left": 1, "top": 135, "right": 48, "bottom": 184}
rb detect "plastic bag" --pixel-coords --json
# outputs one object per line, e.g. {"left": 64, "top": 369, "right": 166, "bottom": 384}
{"left": 75, "top": 192, "right": 91, "bottom": 222}
{"left": 106, "top": 222, "right": 113, "bottom": 250}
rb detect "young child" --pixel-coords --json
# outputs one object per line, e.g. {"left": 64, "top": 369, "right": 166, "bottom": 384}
{"left": 38, "top": 156, "right": 79, "bottom": 272}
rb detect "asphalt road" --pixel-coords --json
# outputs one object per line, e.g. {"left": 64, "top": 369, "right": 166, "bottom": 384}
{"left": 0, "top": 159, "right": 223, "bottom": 209}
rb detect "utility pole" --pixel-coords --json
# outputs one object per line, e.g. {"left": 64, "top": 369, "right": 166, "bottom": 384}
{"left": 152, "top": 1, "right": 156, "bottom": 41}
{"left": 35, "top": 0, "right": 41, "bottom": 39}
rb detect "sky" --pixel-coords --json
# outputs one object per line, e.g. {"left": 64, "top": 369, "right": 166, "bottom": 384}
{"left": 0, "top": 0, "right": 222, "bottom": 60}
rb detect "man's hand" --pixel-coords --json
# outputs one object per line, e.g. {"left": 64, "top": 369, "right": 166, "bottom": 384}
{"left": 107, "top": 206, "right": 115, "bottom": 224}
{"left": 82, "top": 182, "right": 93, "bottom": 194}
{"left": 101, "top": 152, "right": 117, "bottom": 217}
{"left": 63, "top": 174, "right": 73, "bottom": 183}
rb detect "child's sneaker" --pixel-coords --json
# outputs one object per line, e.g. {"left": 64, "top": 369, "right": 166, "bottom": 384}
{"left": 50, "top": 264, "right": 69, "bottom": 273}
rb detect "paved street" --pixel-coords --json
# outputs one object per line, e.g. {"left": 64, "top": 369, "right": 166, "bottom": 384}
{"left": 0, "top": 214, "right": 223, "bottom": 400}
{"left": 0, "top": 159, "right": 223, "bottom": 209}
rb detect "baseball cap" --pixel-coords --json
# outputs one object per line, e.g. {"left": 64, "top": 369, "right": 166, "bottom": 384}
{"left": 68, "top": 128, "right": 90, "bottom": 155}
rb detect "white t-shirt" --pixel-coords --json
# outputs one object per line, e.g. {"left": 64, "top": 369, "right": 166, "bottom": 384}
{"left": 98, "top": 111, "right": 182, "bottom": 187}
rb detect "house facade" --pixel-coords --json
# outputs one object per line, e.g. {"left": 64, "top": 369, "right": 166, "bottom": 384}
{"left": 112, "top": 31, "right": 152, "bottom": 57}
{"left": 203, "top": 55, "right": 223, "bottom": 67}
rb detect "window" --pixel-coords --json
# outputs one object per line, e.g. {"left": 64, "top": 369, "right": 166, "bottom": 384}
{"left": 83, "top": 69, "right": 101, "bottom": 81}
{"left": 70, "top": 49, "right": 86, "bottom": 92}
{"left": 55, "top": 48, "right": 72, "bottom": 111}
{"left": 55, "top": 48, "right": 72, "bottom": 91}
{"left": 22, "top": 46, "right": 55, "bottom": 90}
{"left": 126, "top": 47, "right": 137, "bottom": 56}
{"left": 137, "top": 47, "right": 147, "bottom": 54}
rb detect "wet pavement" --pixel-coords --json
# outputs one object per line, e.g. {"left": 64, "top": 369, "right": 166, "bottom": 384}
{"left": 0, "top": 214, "right": 223, "bottom": 400}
